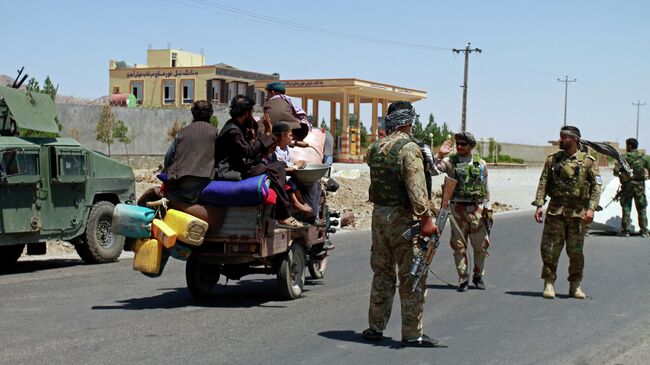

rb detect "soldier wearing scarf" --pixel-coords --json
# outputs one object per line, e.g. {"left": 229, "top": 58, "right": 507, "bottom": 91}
{"left": 362, "top": 101, "right": 440, "bottom": 347}
{"left": 532, "top": 126, "right": 605, "bottom": 299}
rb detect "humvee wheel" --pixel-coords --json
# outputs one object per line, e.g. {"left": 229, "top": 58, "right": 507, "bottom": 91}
{"left": 277, "top": 243, "right": 306, "bottom": 300}
{"left": 0, "top": 244, "right": 26, "bottom": 267}
{"left": 307, "top": 254, "right": 328, "bottom": 280}
{"left": 186, "top": 255, "right": 220, "bottom": 299}
{"left": 75, "top": 201, "right": 124, "bottom": 264}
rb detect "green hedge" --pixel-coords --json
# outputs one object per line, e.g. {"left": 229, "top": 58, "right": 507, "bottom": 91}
{"left": 483, "top": 154, "right": 524, "bottom": 164}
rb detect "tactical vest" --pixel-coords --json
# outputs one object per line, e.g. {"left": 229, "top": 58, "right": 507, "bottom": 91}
{"left": 368, "top": 137, "right": 412, "bottom": 208}
{"left": 620, "top": 151, "right": 646, "bottom": 182}
{"left": 450, "top": 155, "right": 487, "bottom": 201}
{"left": 548, "top": 151, "right": 591, "bottom": 201}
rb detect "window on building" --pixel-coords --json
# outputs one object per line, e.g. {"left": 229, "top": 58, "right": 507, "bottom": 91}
{"left": 182, "top": 79, "right": 194, "bottom": 104}
{"left": 131, "top": 80, "right": 143, "bottom": 105}
{"left": 112, "top": 86, "right": 120, "bottom": 94}
{"left": 227, "top": 82, "right": 236, "bottom": 103}
{"left": 171, "top": 52, "right": 177, "bottom": 67}
{"left": 211, "top": 81, "right": 220, "bottom": 102}
{"left": 163, "top": 80, "right": 175, "bottom": 105}
{"left": 237, "top": 82, "right": 247, "bottom": 97}
{"left": 255, "top": 90, "right": 265, "bottom": 106}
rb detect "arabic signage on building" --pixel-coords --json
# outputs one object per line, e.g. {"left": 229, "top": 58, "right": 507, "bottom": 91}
{"left": 125, "top": 69, "right": 199, "bottom": 79}
{"left": 284, "top": 80, "right": 326, "bottom": 88}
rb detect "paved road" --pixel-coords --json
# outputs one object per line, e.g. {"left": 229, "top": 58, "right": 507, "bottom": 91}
{"left": 1, "top": 211, "right": 649, "bottom": 365}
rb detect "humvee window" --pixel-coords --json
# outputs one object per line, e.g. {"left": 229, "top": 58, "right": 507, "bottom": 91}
{"left": 0, "top": 149, "right": 38, "bottom": 177}
{"left": 59, "top": 154, "right": 85, "bottom": 176}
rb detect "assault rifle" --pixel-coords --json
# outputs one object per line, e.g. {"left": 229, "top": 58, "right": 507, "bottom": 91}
{"left": 402, "top": 176, "right": 458, "bottom": 292}
{"left": 603, "top": 187, "right": 622, "bottom": 209}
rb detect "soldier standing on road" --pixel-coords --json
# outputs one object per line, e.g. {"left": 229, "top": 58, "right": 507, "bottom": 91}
{"left": 433, "top": 133, "right": 492, "bottom": 292}
{"left": 614, "top": 138, "right": 650, "bottom": 237}
{"left": 532, "top": 126, "right": 603, "bottom": 300}
{"left": 362, "top": 101, "right": 440, "bottom": 348}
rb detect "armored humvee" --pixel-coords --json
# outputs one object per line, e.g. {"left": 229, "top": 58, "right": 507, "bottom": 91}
{"left": 0, "top": 81, "right": 135, "bottom": 266}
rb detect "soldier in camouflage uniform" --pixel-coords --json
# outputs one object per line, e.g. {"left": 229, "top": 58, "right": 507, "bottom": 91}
{"left": 433, "top": 132, "right": 492, "bottom": 292}
{"left": 362, "top": 101, "right": 440, "bottom": 348}
{"left": 614, "top": 138, "right": 650, "bottom": 237}
{"left": 533, "top": 126, "right": 602, "bottom": 300}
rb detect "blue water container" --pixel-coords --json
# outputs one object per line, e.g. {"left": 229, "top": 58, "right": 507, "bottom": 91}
{"left": 112, "top": 204, "right": 156, "bottom": 238}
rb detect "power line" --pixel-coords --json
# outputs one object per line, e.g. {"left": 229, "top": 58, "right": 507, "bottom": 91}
{"left": 168, "top": 0, "right": 453, "bottom": 51}
{"left": 167, "top": 0, "right": 645, "bottom": 118}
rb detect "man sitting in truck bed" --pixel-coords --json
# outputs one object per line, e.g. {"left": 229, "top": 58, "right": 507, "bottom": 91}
{"left": 163, "top": 100, "right": 218, "bottom": 204}
{"left": 215, "top": 95, "right": 302, "bottom": 228}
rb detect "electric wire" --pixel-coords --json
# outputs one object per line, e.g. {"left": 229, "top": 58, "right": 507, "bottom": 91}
{"left": 167, "top": 0, "right": 643, "bottom": 121}
{"left": 168, "top": 0, "right": 453, "bottom": 51}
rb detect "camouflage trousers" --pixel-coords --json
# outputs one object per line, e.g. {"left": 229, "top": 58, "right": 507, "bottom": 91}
{"left": 368, "top": 206, "right": 427, "bottom": 340}
{"left": 449, "top": 203, "right": 490, "bottom": 282}
{"left": 540, "top": 214, "right": 585, "bottom": 282}
{"left": 620, "top": 182, "right": 648, "bottom": 233}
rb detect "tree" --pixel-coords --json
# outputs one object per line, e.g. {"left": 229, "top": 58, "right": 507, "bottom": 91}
{"left": 412, "top": 114, "right": 426, "bottom": 141}
{"left": 42, "top": 76, "right": 58, "bottom": 102}
{"left": 360, "top": 123, "right": 369, "bottom": 148}
{"left": 67, "top": 127, "right": 80, "bottom": 141}
{"left": 96, "top": 105, "right": 115, "bottom": 156}
{"left": 209, "top": 115, "right": 219, "bottom": 130}
{"left": 167, "top": 120, "right": 186, "bottom": 142}
{"left": 112, "top": 120, "right": 132, "bottom": 165}
{"left": 25, "top": 77, "right": 40, "bottom": 92}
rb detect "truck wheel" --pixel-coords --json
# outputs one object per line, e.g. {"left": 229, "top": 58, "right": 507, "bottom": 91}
{"left": 75, "top": 201, "right": 124, "bottom": 264}
{"left": 277, "top": 243, "right": 306, "bottom": 300}
{"left": 307, "top": 255, "right": 328, "bottom": 280}
{"left": 186, "top": 255, "right": 220, "bottom": 300}
{"left": 0, "top": 244, "right": 25, "bottom": 267}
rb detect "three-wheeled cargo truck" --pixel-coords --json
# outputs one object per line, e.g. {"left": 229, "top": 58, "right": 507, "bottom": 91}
{"left": 135, "top": 166, "right": 338, "bottom": 300}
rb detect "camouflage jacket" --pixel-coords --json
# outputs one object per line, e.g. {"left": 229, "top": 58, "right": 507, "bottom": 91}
{"left": 532, "top": 150, "right": 602, "bottom": 217}
{"left": 614, "top": 150, "right": 650, "bottom": 184}
{"left": 366, "top": 131, "right": 433, "bottom": 218}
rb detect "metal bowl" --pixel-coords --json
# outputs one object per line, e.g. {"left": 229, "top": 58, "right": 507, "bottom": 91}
{"left": 291, "top": 163, "right": 330, "bottom": 184}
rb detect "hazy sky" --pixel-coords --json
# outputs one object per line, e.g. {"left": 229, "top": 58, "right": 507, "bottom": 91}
{"left": 1, "top": 0, "right": 648, "bottom": 146}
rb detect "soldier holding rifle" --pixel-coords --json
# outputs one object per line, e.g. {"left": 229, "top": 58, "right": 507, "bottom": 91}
{"left": 361, "top": 101, "right": 440, "bottom": 348}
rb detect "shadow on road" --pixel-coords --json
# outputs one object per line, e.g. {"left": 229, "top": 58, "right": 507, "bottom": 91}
{"left": 588, "top": 230, "right": 619, "bottom": 236}
{"left": 1, "top": 258, "right": 83, "bottom": 275}
{"left": 505, "top": 290, "right": 570, "bottom": 299}
{"left": 427, "top": 284, "right": 458, "bottom": 290}
{"left": 91, "top": 279, "right": 304, "bottom": 310}
{"left": 318, "top": 330, "right": 404, "bottom": 349}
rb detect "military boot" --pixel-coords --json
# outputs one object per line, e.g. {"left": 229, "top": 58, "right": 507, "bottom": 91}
{"left": 542, "top": 281, "right": 555, "bottom": 299}
{"left": 618, "top": 230, "right": 630, "bottom": 237}
{"left": 569, "top": 282, "right": 586, "bottom": 299}
{"left": 639, "top": 231, "right": 649, "bottom": 238}
{"left": 472, "top": 274, "right": 486, "bottom": 290}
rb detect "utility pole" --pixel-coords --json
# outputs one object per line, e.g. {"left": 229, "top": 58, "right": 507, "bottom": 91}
{"left": 453, "top": 43, "right": 481, "bottom": 133}
{"left": 633, "top": 100, "right": 646, "bottom": 140}
{"left": 557, "top": 76, "right": 577, "bottom": 126}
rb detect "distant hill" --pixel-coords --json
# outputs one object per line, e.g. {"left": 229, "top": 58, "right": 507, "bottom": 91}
{"left": 1, "top": 74, "right": 103, "bottom": 105}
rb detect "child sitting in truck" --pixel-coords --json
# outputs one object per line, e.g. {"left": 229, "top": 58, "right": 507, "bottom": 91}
{"left": 270, "top": 122, "right": 313, "bottom": 219}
